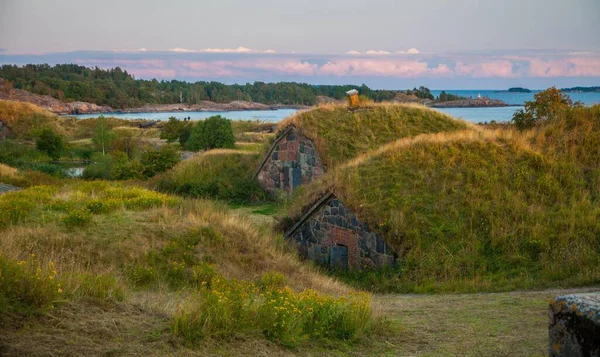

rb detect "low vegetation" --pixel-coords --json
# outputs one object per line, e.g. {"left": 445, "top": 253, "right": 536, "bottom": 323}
{"left": 0, "top": 182, "right": 368, "bottom": 354}
{"left": 278, "top": 103, "right": 468, "bottom": 167}
{"left": 154, "top": 150, "right": 265, "bottom": 204}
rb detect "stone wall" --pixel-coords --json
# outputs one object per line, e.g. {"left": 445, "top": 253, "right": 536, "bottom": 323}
{"left": 289, "top": 195, "right": 396, "bottom": 270}
{"left": 549, "top": 293, "right": 600, "bottom": 357}
{"left": 257, "top": 127, "right": 325, "bottom": 194}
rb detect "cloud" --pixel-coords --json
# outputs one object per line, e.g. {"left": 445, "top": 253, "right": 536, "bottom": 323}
{"left": 203, "top": 46, "right": 253, "bottom": 53}
{"left": 168, "top": 47, "right": 275, "bottom": 54}
{"left": 48, "top": 50, "right": 600, "bottom": 80}
{"left": 169, "top": 47, "right": 196, "bottom": 53}
{"left": 396, "top": 48, "right": 420, "bottom": 54}
{"left": 365, "top": 50, "right": 391, "bottom": 55}
{"left": 346, "top": 50, "right": 361, "bottom": 55}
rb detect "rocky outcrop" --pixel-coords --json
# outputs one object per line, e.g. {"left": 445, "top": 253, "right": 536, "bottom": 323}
{"left": 121, "top": 101, "right": 309, "bottom": 113}
{"left": 549, "top": 293, "right": 600, "bottom": 357}
{"left": 431, "top": 98, "right": 509, "bottom": 108}
{"left": 0, "top": 78, "right": 113, "bottom": 114}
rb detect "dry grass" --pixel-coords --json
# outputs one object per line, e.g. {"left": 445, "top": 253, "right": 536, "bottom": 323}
{"left": 0, "top": 163, "right": 18, "bottom": 178}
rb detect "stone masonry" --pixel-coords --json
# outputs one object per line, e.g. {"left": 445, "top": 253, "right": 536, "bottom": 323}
{"left": 287, "top": 194, "right": 396, "bottom": 270}
{"left": 549, "top": 293, "right": 600, "bottom": 357}
{"left": 257, "top": 127, "right": 325, "bottom": 195}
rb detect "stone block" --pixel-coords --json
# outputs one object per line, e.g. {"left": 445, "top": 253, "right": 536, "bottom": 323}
{"left": 549, "top": 293, "right": 600, "bottom": 357}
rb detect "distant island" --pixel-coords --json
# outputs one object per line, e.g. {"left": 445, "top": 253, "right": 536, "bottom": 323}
{"left": 495, "top": 87, "right": 532, "bottom": 93}
{"left": 0, "top": 64, "right": 509, "bottom": 114}
{"left": 508, "top": 87, "right": 532, "bottom": 93}
{"left": 561, "top": 86, "right": 600, "bottom": 93}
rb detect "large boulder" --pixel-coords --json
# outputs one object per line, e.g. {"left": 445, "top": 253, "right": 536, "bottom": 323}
{"left": 549, "top": 293, "right": 600, "bottom": 357}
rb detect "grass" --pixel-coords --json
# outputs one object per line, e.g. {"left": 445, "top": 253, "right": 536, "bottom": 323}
{"left": 0, "top": 182, "right": 358, "bottom": 353}
{"left": 2, "top": 285, "right": 595, "bottom": 356}
{"left": 276, "top": 103, "right": 469, "bottom": 167}
{"left": 154, "top": 149, "right": 266, "bottom": 204}
{"left": 0, "top": 163, "right": 18, "bottom": 178}
{"left": 286, "top": 111, "right": 600, "bottom": 292}
{"left": 0, "top": 99, "right": 155, "bottom": 141}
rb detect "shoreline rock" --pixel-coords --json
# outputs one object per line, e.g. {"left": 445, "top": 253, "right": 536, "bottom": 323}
{"left": 431, "top": 98, "right": 509, "bottom": 108}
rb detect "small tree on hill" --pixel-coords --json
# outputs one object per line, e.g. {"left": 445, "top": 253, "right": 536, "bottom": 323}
{"left": 92, "top": 116, "right": 117, "bottom": 155}
{"left": 185, "top": 115, "right": 235, "bottom": 151}
{"left": 512, "top": 87, "right": 573, "bottom": 130}
{"left": 36, "top": 127, "right": 64, "bottom": 160}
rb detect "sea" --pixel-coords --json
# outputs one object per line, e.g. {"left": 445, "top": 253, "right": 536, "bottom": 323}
{"left": 68, "top": 90, "right": 600, "bottom": 124}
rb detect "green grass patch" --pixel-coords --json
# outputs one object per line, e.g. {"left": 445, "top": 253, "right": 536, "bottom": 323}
{"left": 155, "top": 150, "right": 265, "bottom": 204}
{"left": 172, "top": 272, "right": 373, "bottom": 347}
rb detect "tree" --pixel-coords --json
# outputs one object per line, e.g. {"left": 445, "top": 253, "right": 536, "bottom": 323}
{"left": 36, "top": 127, "right": 64, "bottom": 160}
{"left": 92, "top": 116, "right": 117, "bottom": 155}
{"left": 160, "top": 116, "right": 185, "bottom": 143}
{"left": 140, "top": 145, "right": 180, "bottom": 177}
{"left": 185, "top": 116, "right": 235, "bottom": 151}
{"left": 512, "top": 87, "right": 573, "bottom": 130}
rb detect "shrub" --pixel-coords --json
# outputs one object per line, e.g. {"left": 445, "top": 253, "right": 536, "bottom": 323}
{"left": 62, "top": 208, "right": 92, "bottom": 227}
{"left": 160, "top": 116, "right": 185, "bottom": 143}
{"left": 155, "top": 151, "right": 265, "bottom": 204}
{"left": 35, "top": 127, "right": 64, "bottom": 160}
{"left": 0, "top": 255, "right": 63, "bottom": 317}
{"left": 82, "top": 153, "right": 113, "bottom": 180}
{"left": 140, "top": 145, "right": 181, "bottom": 178}
{"left": 512, "top": 87, "right": 573, "bottom": 130}
{"left": 185, "top": 116, "right": 235, "bottom": 151}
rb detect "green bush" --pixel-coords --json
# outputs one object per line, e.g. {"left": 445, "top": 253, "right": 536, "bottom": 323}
{"left": 140, "top": 145, "right": 180, "bottom": 178}
{"left": 62, "top": 208, "right": 92, "bottom": 227}
{"left": 185, "top": 116, "right": 235, "bottom": 151}
{"left": 156, "top": 152, "right": 265, "bottom": 204}
{"left": 35, "top": 127, "right": 64, "bottom": 160}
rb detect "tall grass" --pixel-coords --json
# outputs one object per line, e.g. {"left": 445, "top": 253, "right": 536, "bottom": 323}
{"left": 172, "top": 272, "right": 372, "bottom": 347}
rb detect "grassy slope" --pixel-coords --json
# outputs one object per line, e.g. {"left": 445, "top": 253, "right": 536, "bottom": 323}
{"left": 0, "top": 182, "right": 356, "bottom": 355}
{"left": 154, "top": 149, "right": 265, "bottom": 203}
{"left": 287, "top": 123, "right": 600, "bottom": 292}
{"left": 0, "top": 99, "right": 154, "bottom": 141}
{"left": 277, "top": 103, "right": 469, "bottom": 167}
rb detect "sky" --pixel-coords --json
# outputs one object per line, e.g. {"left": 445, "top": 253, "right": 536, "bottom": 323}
{"left": 1, "top": 0, "right": 599, "bottom": 89}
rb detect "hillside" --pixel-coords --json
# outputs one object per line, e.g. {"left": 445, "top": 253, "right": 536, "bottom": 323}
{"left": 276, "top": 103, "right": 469, "bottom": 168}
{"left": 0, "top": 182, "right": 380, "bottom": 355}
{"left": 285, "top": 126, "right": 600, "bottom": 292}
{"left": 154, "top": 149, "right": 265, "bottom": 203}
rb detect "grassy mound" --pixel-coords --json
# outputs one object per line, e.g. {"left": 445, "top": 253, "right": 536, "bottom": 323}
{"left": 277, "top": 103, "right": 468, "bottom": 167}
{"left": 155, "top": 149, "right": 266, "bottom": 203}
{"left": 0, "top": 182, "right": 370, "bottom": 353}
{"left": 286, "top": 128, "right": 600, "bottom": 292}
{"left": 0, "top": 99, "right": 64, "bottom": 139}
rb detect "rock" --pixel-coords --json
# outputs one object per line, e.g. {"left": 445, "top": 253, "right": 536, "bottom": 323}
{"left": 549, "top": 293, "right": 600, "bottom": 357}
{"left": 431, "top": 98, "right": 509, "bottom": 108}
